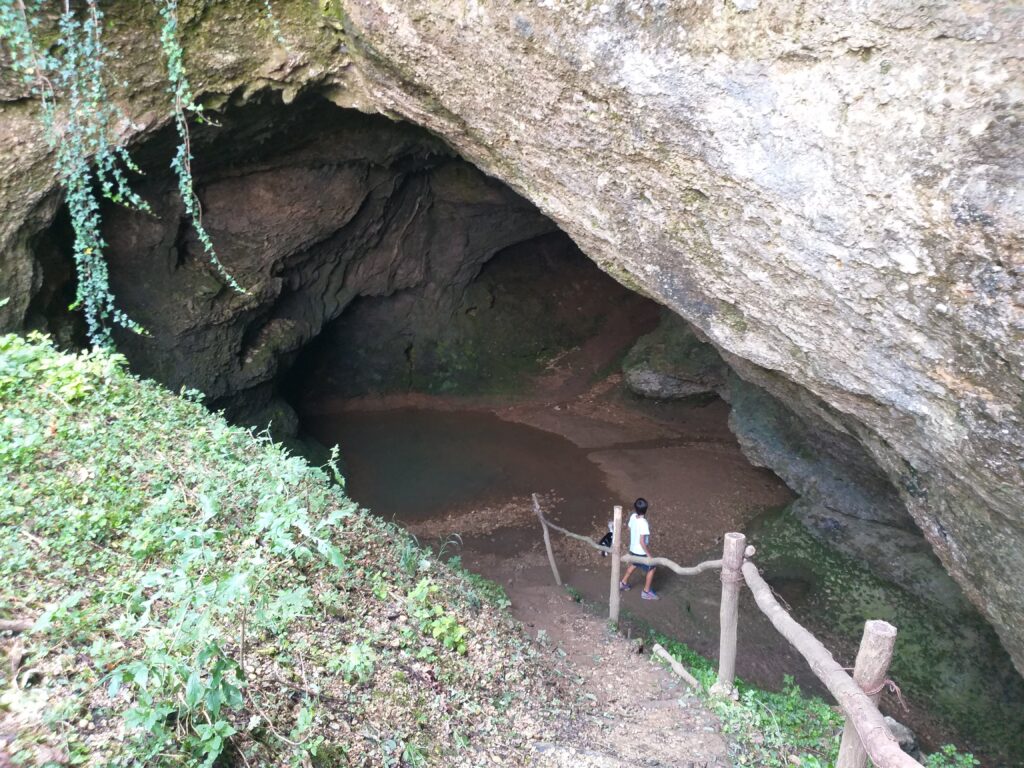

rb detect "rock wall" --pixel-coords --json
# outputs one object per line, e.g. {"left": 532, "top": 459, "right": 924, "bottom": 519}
{"left": 98, "top": 100, "right": 553, "bottom": 428}
{"left": 0, "top": 1, "right": 1021, "bottom": 672}
{"left": 725, "top": 374, "right": 973, "bottom": 613}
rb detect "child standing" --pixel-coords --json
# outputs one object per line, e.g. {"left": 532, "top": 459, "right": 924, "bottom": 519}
{"left": 619, "top": 498, "right": 659, "bottom": 600}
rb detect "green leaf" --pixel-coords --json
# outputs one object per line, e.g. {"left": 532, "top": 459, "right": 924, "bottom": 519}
{"left": 184, "top": 670, "right": 203, "bottom": 711}
{"left": 319, "top": 540, "right": 345, "bottom": 569}
{"left": 222, "top": 681, "right": 243, "bottom": 711}
{"left": 128, "top": 661, "right": 149, "bottom": 690}
{"left": 204, "top": 686, "right": 222, "bottom": 716}
{"left": 294, "top": 703, "right": 315, "bottom": 734}
{"left": 107, "top": 669, "right": 124, "bottom": 698}
{"left": 198, "top": 492, "right": 217, "bottom": 521}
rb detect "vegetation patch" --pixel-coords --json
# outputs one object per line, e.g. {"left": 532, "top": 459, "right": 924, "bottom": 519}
{"left": 649, "top": 630, "right": 840, "bottom": 767}
{"left": 0, "top": 334, "right": 572, "bottom": 766}
{"left": 748, "top": 508, "right": 1023, "bottom": 761}
{"left": 649, "top": 630, "right": 979, "bottom": 768}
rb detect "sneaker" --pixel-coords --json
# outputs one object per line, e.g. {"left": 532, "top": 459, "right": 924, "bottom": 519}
{"left": 641, "top": 590, "right": 660, "bottom": 600}
{"left": 619, "top": 581, "right": 631, "bottom": 591}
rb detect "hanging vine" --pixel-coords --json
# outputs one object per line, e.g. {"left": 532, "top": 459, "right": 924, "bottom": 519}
{"left": 0, "top": 0, "right": 248, "bottom": 347}
{"left": 157, "top": 0, "right": 242, "bottom": 294}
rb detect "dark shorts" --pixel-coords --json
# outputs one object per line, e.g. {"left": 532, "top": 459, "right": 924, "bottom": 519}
{"left": 630, "top": 554, "right": 655, "bottom": 573}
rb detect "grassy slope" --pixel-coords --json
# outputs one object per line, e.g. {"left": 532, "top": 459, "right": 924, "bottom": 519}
{"left": 0, "top": 334, "right": 570, "bottom": 766}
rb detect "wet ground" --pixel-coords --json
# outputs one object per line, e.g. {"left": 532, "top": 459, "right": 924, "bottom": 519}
{"left": 309, "top": 408, "right": 614, "bottom": 530}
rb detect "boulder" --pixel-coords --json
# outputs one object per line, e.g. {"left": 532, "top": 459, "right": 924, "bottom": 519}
{"left": 884, "top": 716, "right": 923, "bottom": 762}
{"left": 623, "top": 311, "right": 726, "bottom": 399}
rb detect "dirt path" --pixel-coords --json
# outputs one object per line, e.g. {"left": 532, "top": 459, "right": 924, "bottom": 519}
{"left": 527, "top": 298, "right": 658, "bottom": 405}
{"left": 477, "top": 550, "right": 731, "bottom": 767}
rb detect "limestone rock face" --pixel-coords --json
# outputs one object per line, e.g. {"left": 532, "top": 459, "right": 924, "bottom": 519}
{"left": 725, "top": 373, "right": 971, "bottom": 612}
{"left": 727, "top": 374, "right": 910, "bottom": 530}
{"left": 0, "top": 2, "right": 1021, "bottom": 671}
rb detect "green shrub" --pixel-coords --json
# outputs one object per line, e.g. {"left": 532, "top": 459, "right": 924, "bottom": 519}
{"left": 407, "top": 578, "right": 470, "bottom": 655}
{"left": 925, "top": 745, "right": 980, "bottom": 768}
{"left": 0, "top": 334, "right": 558, "bottom": 766}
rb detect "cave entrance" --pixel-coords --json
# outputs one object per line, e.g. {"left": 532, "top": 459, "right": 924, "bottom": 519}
{"left": 283, "top": 226, "right": 792, "bottom": 550}
{"left": 53, "top": 90, "right": 788, "bottom": 569}
{"left": 234, "top": 101, "right": 816, "bottom": 725}
{"left": 30, "top": 92, "right": 1019, "bottom": 761}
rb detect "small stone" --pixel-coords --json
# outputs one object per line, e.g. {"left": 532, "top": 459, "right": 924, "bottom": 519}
{"left": 884, "top": 716, "right": 922, "bottom": 761}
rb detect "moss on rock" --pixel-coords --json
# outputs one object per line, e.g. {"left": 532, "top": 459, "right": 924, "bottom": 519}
{"left": 621, "top": 309, "right": 727, "bottom": 399}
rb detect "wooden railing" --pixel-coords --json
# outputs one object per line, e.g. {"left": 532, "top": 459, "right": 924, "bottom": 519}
{"left": 531, "top": 495, "right": 918, "bottom": 768}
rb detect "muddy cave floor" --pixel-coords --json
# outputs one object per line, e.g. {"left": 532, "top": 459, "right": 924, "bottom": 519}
{"left": 294, "top": 346, "right": 1019, "bottom": 765}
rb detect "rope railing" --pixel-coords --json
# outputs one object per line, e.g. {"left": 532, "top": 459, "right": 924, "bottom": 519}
{"left": 530, "top": 494, "right": 723, "bottom": 576}
{"left": 530, "top": 493, "right": 917, "bottom": 768}
{"left": 621, "top": 553, "right": 724, "bottom": 576}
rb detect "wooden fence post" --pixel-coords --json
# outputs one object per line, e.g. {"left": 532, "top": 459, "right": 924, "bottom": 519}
{"left": 711, "top": 531, "right": 746, "bottom": 697}
{"left": 533, "top": 493, "right": 562, "bottom": 586}
{"left": 836, "top": 620, "right": 898, "bottom": 768}
{"left": 608, "top": 505, "right": 623, "bottom": 627}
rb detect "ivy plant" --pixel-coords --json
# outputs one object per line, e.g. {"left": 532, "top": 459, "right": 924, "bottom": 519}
{"left": 0, "top": 0, "right": 252, "bottom": 346}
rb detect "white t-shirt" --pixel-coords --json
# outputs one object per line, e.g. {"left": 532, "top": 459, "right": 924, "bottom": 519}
{"left": 628, "top": 513, "right": 650, "bottom": 555}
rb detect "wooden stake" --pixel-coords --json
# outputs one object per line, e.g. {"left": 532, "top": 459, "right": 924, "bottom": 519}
{"left": 711, "top": 531, "right": 746, "bottom": 697}
{"left": 742, "top": 562, "right": 917, "bottom": 768}
{"left": 609, "top": 505, "right": 623, "bottom": 626}
{"left": 652, "top": 643, "right": 701, "bottom": 689}
{"left": 533, "top": 493, "right": 562, "bottom": 586}
{"left": 836, "top": 620, "right": 898, "bottom": 768}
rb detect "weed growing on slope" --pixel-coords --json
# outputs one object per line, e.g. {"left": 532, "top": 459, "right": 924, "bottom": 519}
{"left": 407, "top": 579, "right": 470, "bottom": 655}
{"left": 337, "top": 642, "right": 377, "bottom": 684}
{"left": 0, "top": 333, "right": 572, "bottom": 766}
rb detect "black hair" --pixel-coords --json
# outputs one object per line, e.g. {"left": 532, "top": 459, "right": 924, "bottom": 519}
{"left": 634, "top": 498, "right": 648, "bottom": 515}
